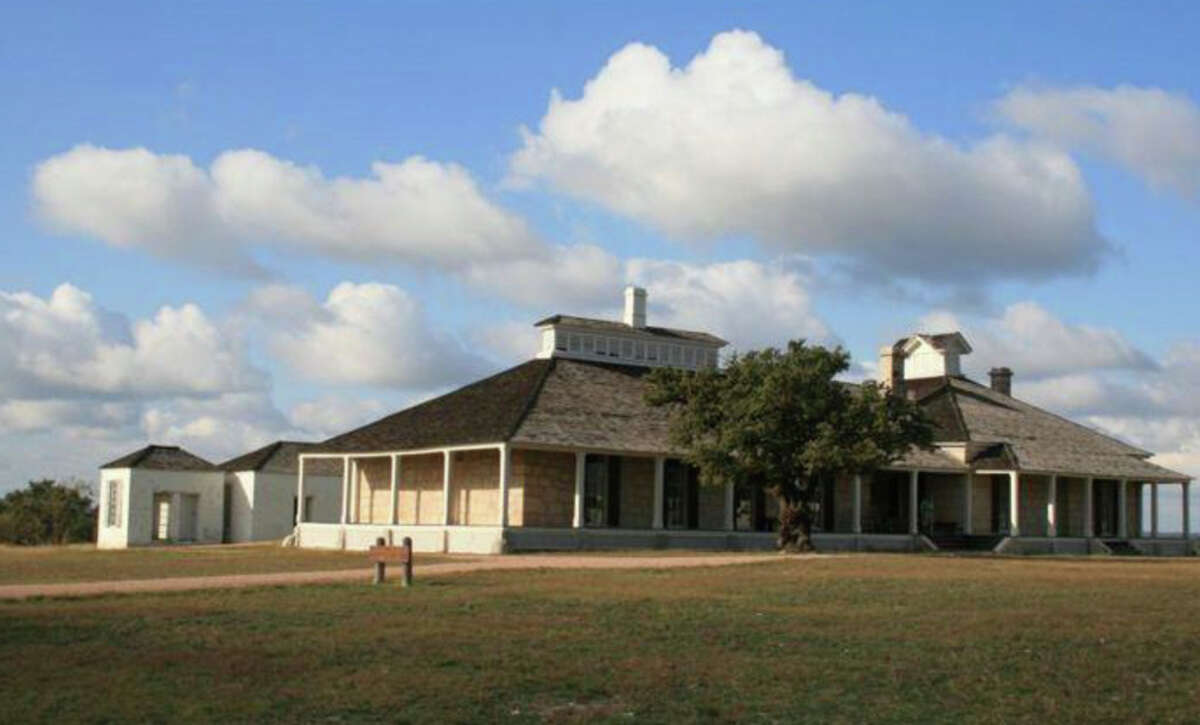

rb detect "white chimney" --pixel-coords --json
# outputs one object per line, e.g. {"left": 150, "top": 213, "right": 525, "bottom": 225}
{"left": 623, "top": 285, "right": 647, "bottom": 328}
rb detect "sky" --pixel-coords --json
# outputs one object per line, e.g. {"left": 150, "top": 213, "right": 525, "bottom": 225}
{"left": 2, "top": 2, "right": 1198, "bottom": 528}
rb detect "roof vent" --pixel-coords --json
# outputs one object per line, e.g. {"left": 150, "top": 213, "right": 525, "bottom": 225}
{"left": 989, "top": 367, "right": 1013, "bottom": 396}
{"left": 623, "top": 285, "right": 647, "bottom": 328}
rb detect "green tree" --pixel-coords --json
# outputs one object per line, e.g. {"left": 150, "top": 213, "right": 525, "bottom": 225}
{"left": 646, "top": 340, "right": 934, "bottom": 552}
{"left": 0, "top": 479, "right": 97, "bottom": 545}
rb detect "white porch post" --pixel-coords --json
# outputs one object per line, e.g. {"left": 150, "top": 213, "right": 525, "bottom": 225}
{"left": 349, "top": 459, "right": 359, "bottom": 524}
{"left": 908, "top": 470, "right": 919, "bottom": 535}
{"left": 852, "top": 474, "right": 863, "bottom": 534}
{"left": 389, "top": 455, "right": 400, "bottom": 526}
{"left": 441, "top": 450, "right": 453, "bottom": 526}
{"left": 1046, "top": 475, "right": 1057, "bottom": 538}
{"left": 498, "top": 444, "right": 511, "bottom": 527}
{"left": 1008, "top": 471, "right": 1020, "bottom": 537}
{"left": 1084, "top": 477, "right": 1094, "bottom": 538}
{"left": 652, "top": 457, "right": 665, "bottom": 529}
{"left": 724, "top": 482, "right": 735, "bottom": 531}
{"left": 295, "top": 456, "right": 306, "bottom": 525}
{"left": 962, "top": 474, "right": 973, "bottom": 535}
{"left": 1118, "top": 479, "right": 1128, "bottom": 538}
{"left": 1183, "top": 481, "right": 1191, "bottom": 542}
{"left": 339, "top": 456, "right": 349, "bottom": 525}
{"left": 572, "top": 452, "right": 585, "bottom": 528}
{"left": 1150, "top": 482, "right": 1159, "bottom": 539}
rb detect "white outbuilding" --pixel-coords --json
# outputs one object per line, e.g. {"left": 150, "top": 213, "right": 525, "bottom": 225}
{"left": 220, "top": 441, "right": 343, "bottom": 542}
{"left": 97, "top": 445, "right": 225, "bottom": 549}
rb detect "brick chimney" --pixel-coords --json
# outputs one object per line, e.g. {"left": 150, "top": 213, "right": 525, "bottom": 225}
{"left": 989, "top": 367, "right": 1013, "bottom": 396}
{"left": 878, "top": 344, "right": 905, "bottom": 393}
{"left": 623, "top": 285, "right": 647, "bottom": 328}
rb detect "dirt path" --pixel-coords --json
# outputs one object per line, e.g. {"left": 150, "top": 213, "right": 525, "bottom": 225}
{"left": 0, "top": 552, "right": 800, "bottom": 601}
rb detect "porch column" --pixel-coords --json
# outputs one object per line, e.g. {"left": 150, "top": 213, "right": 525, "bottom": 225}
{"left": 349, "top": 459, "right": 359, "bottom": 524}
{"left": 1150, "top": 483, "right": 1159, "bottom": 538}
{"left": 1008, "top": 471, "right": 1020, "bottom": 537}
{"left": 441, "top": 450, "right": 453, "bottom": 526}
{"left": 572, "top": 452, "right": 585, "bottom": 528}
{"left": 389, "top": 455, "right": 400, "bottom": 526}
{"left": 962, "top": 474, "right": 973, "bottom": 535}
{"left": 1183, "top": 481, "right": 1191, "bottom": 542}
{"left": 852, "top": 474, "right": 862, "bottom": 534}
{"left": 498, "top": 445, "right": 510, "bottom": 527}
{"left": 652, "top": 457, "right": 665, "bottom": 529}
{"left": 1084, "top": 477, "right": 1094, "bottom": 538}
{"left": 908, "top": 470, "right": 919, "bottom": 535}
{"left": 724, "top": 482, "right": 735, "bottom": 531}
{"left": 1046, "top": 475, "right": 1057, "bottom": 538}
{"left": 1118, "top": 479, "right": 1128, "bottom": 538}
{"left": 339, "top": 456, "right": 349, "bottom": 525}
{"left": 295, "top": 456, "right": 306, "bottom": 525}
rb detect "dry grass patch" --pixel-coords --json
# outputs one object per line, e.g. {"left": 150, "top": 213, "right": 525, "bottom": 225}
{"left": 1, "top": 554, "right": 1198, "bottom": 722}
{"left": 0, "top": 542, "right": 462, "bottom": 584}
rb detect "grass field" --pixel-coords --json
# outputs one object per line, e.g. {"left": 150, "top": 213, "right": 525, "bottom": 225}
{"left": 2, "top": 554, "right": 1198, "bottom": 722}
{"left": 0, "top": 543, "right": 461, "bottom": 584}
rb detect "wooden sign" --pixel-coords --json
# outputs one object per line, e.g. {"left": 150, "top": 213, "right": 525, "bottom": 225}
{"left": 369, "top": 536, "right": 413, "bottom": 586}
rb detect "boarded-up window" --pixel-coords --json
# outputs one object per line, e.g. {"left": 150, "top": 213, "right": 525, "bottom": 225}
{"left": 105, "top": 480, "right": 121, "bottom": 527}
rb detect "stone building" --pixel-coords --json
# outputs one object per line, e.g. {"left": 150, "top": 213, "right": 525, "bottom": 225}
{"left": 290, "top": 287, "right": 1193, "bottom": 555}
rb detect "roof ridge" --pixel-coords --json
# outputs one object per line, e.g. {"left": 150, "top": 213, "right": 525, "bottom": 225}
{"left": 504, "top": 357, "right": 557, "bottom": 442}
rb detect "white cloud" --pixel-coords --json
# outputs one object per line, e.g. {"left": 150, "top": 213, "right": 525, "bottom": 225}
{"left": 250, "top": 282, "right": 490, "bottom": 388}
{"left": 288, "top": 396, "right": 386, "bottom": 440}
{"left": 0, "top": 283, "right": 266, "bottom": 399}
{"left": 510, "top": 30, "right": 1106, "bottom": 282}
{"left": 33, "top": 145, "right": 541, "bottom": 272}
{"left": 996, "top": 85, "right": 1200, "bottom": 199}
{"left": 919, "top": 301, "right": 1156, "bottom": 381}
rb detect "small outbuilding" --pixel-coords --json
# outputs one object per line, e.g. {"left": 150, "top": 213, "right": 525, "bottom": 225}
{"left": 220, "top": 441, "right": 342, "bottom": 542}
{"left": 97, "top": 445, "right": 225, "bottom": 549}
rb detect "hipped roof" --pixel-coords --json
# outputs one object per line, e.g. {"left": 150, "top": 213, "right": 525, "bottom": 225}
{"left": 101, "top": 445, "right": 217, "bottom": 472}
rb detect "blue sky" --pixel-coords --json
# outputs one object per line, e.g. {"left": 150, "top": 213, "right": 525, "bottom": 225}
{"left": 2, "top": 2, "right": 1199, "bottom": 525}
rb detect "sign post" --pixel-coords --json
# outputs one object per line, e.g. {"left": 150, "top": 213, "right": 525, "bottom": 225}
{"left": 368, "top": 536, "right": 414, "bottom": 586}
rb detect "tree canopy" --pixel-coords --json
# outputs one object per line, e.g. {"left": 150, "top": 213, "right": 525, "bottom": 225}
{"left": 645, "top": 340, "right": 934, "bottom": 551}
{"left": 0, "top": 479, "right": 97, "bottom": 545}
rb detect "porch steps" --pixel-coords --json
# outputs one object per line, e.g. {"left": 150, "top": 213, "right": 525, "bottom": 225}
{"left": 930, "top": 534, "right": 1005, "bottom": 552}
{"left": 1102, "top": 539, "right": 1142, "bottom": 556}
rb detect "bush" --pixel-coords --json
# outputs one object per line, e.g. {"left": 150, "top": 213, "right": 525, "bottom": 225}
{"left": 0, "top": 479, "right": 97, "bottom": 545}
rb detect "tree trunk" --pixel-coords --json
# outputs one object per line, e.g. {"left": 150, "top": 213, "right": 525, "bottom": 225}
{"left": 776, "top": 496, "right": 814, "bottom": 553}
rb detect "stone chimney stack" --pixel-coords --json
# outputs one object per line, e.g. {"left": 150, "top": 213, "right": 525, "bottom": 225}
{"left": 989, "top": 367, "right": 1013, "bottom": 396}
{"left": 878, "top": 345, "right": 904, "bottom": 392}
{"left": 623, "top": 285, "right": 647, "bottom": 328}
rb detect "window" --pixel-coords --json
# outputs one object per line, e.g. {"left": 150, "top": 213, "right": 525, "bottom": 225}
{"left": 554, "top": 331, "right": 567, "bottom": 351}
{"left": 684, "top": 347, "right": 695, "bottom": 366}
{"left": 647, "top": 343, "right": 659, "bottom": 362}
{"left": 634, "top": 341, "right": 645, "bottom": 360}
{"left": 582, "top": 335, "right": 594, "bottom": 355}
{"left": 584, "top": 455, "right": 622, "bottom": 526}
{"left": 621, "top": 339, "right": 634, "bottom": 358}
{"left": 608, "top": 338, "right": 620, "bottom": 357}
{"left": 594, "top": 337, "right": 606, "bottom": 356}
{"left": 670, "top": 345, "right": 681, "bottom": 364}
{"left": 292, "top": 495, "right": 314, "bottom": 523}
{"left": 663, "top": 460, "right": 699, "bottom": 529}
{"left": 568, "top": 334, "right": 581, "bottom": 352}
{"left": 105, "top": 480, "right": 121, "bottom": 527}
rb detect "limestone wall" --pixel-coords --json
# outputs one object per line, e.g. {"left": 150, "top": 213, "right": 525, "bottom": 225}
{"left": 510, "top": 449, "right": 574, "bottom": 528}
{"left": 619, "top": 456, "right": 654, "bottom": 529}
{"left": 355, "top": 457, "right": 392, "bottom": 524}
{"left": 397, "top": 453, "right": 445, "bottom": 525}
{"left": 449, "top": 449, "right": 500, "bottom": 526}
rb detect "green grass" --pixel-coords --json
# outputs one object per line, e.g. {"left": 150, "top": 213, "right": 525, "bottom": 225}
{"left": 2, "top": 555, "right": 1198, "bottom": 722}
{"left": 0, "top": 543, "right": 461, "bottom": 584}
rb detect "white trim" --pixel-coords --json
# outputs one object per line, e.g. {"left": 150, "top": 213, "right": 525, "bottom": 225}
{"left": 295, "top": 457, "right": 306, "bottom": 525}
{"left": 1047, "top": 474, "right": 1057, "bottom": 538}
{"left": 389, "top": 454, "right": 400, "bottom": 526}
{"left": 572, "top": 452, "right": 585, "bottom": 529}
{"left": 498, "top": 444, "right": 510, "bottom": 527}
{"left": 442, "top": 450, "right": 453, "bottom": 526}
{"left": 1008, "top": 471, "right": 1019, "bottom": 537}
{"left": 339, "top": 456, "right": 349, "bottom": 525}
{"left": 298, "top": 441, "right": 505, "bottom": 461}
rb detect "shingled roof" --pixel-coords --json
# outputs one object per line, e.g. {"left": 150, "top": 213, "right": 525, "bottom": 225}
{"left": 534, "top": 314, "right": 727, "bottom": 346}
{"left": 915, "top": 377, "right": 1189, "bottom": 481}
{"left": 220, "top": 441, "right": 340, "bottom": 475}
{"left": 315, "top": 359, "right": 554, "bottom": 454}
{"left": 100, "top": 445, "right": 217, "bottom": 472}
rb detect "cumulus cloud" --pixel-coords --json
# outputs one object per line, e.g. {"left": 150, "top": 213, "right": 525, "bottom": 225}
{"left": 287, "top": 396, "right": 387, "bottom": 441}
{"left": 918, "top": 301, "right": 1157, "bottom": 381}
{"left": 996, "top": 85, "right": 1200, "bottom": 199}
{"left": 466, "top": 244, "right": 830, "bottom": 362}
{"left": 249, "top": 282, "right": 491, "bottom": 388}
{"left": 0, "top": 283, "right": 266, "bottom": 399}
{"left": 33, "top": 145, "right": 541, "bottom": 272}
{"left": 510, "top": 30, "right": 1106, "bottom": 282}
